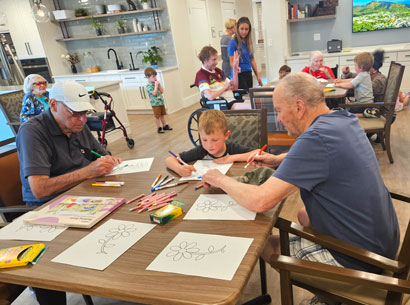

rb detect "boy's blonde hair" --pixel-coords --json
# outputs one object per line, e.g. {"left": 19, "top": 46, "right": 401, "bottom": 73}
{"left": 198, "top": 110, "right": 228, "bottom": 134}
{"left": 144, "top": 67, "right": 157, "bottom": 77}
{"left": 225, "top": 18, "right": 236, "bottom": 30}
{"left": 354, "top": 52, "right": 374, "bottom": 72}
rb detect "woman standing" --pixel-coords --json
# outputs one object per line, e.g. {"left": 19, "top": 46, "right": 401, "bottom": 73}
{"left": 220, "top": 18, "right": 236, "bottom": 79}
{"left": 228, "top": 17, "right": 263, "bottom": 90}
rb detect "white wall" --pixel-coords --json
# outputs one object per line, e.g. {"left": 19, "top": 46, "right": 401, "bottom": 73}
{"left": 261, "top": 0, "right": 289, "bottom": 82}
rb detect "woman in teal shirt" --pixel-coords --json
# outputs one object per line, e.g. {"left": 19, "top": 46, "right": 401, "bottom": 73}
{"left": 20, "top": 74, "right": 49, "bottom": 123}
{"left": 227, "top": 17, "right": 263, "bottom": 90}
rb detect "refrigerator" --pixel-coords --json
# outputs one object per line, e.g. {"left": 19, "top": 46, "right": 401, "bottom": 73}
{"left": 0, "top": 32, "right": 25, "bottom": 86}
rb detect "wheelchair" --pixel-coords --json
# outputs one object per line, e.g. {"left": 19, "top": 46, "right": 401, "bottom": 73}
{"left": 187, "top": 85, "right": 247, "bottom": 146}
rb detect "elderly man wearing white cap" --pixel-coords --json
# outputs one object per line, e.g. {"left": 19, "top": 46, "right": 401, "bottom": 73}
{"left": 16, "top": 80, "right": 121, "bottom": 207}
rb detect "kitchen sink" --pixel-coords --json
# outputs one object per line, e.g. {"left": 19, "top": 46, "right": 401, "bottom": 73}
{"left": 99, "top": 69, "right": 130, "bottom": 74}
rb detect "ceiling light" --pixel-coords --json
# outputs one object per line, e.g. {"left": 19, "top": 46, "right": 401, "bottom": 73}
{"left": 32, "top": 0, "right": 50, "bottom": 23}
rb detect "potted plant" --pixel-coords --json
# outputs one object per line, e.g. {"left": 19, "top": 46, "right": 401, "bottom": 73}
{"left": 117, "top": 20, "right": 126, "bottom": 34}
{"left": 89, "top": 17, "right": 102, "bottom": 36}
{"left": 61, "top": 53, "right": 80, "bottom": 74}
{"left": 136, "top": 46, "right": 162, "bottom": 68}
{"left": 140, "top": 0, "right": 150, "bottom": 10}
{"left": 75, "top": 8, "right": 88, "bottom": 17}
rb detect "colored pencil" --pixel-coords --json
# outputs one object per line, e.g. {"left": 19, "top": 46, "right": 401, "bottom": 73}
{"left": 126, "top": 193, "right": 145, "bottom": 204}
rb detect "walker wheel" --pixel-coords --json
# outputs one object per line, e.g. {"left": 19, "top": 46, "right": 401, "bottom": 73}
{"left": 126, "top": 138, "right": 135, "bottom": 149}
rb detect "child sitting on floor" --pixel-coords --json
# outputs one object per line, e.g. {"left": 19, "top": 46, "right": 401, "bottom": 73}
{"left": 165, "top": 109, "right": 260, "bottom": 177}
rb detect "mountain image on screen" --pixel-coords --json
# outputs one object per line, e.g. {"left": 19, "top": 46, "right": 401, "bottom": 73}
{"left": 353, "top": 1, "right": 410, "bottom": 33}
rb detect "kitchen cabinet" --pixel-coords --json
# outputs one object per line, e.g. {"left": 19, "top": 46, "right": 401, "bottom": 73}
{"left": 397, "top": 50, "right": 410, "bottom": 93}
{"left": 1, "top": 0, "right": 46, "bottom": 59}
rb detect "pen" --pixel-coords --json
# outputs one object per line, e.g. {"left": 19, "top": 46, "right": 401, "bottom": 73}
{"left": 90, "top": 150, "right": 102, "bottom": 158}
{"left": 244, "top": 144, "right": 268, "bottom": 168}
{"left": 151, "top": 174, "right": 162, "bottom": 188}
{"left": 168, "top": 150, "right": 189, "bottom": 166}
{"left": 91, "top": 183, "right": 121, "bottom": 187}
{"left": 154, "top": 181, "right": 188, "bottom": 190}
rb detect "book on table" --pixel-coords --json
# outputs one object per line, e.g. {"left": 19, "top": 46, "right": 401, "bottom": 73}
{"left": 23, "top": 195, "right": 125, "bottom": 229}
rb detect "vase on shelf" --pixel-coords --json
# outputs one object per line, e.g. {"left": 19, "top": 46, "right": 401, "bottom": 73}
{"left": 71, "top": 64, "right": 77, "bottom": 74}
{"left": 96, "top": 28, "right": 102, "bottom": 36}
{"left": 142, "top": 2, "right": 150, "bottom": 9}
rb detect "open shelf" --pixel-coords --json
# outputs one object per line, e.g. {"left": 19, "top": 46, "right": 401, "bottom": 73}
{"left": 56, "top": 29, "right": 167, "bottom": 42}
{"left": 54, "top": 8, "right": 164, "bottom": 22}
{"left": 287, "top": 15, "right": 336, "bottom": 23}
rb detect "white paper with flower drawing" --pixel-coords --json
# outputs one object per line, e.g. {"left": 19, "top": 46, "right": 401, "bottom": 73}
{"left": 52, "top": 219, "right": 156, "bottom": 270}
{"left": 0, "top": 212, "right": 67, "bottom": 241}
{"left": 183, "top": 194, "right": 256, "bottom": 220}
{"left": 146, "top": 232, "right": 253, "bottom": 280}
{"left": 179, "top": 160, "right": 233, "bottom": 181}
{"left": 105, "top": 158, "right": 154, "bottom": 176}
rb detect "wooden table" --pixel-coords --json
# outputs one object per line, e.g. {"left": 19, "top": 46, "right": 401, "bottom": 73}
{"left": 0, "top": 162, "right": 283, "bottom": 305}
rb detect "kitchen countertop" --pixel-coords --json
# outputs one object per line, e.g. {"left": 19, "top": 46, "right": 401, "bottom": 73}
{"left": 53, "top": 66, "right": 178, "bottom": 78}
{"left": 286, "top": 42, "right": 410, "bottom": 60}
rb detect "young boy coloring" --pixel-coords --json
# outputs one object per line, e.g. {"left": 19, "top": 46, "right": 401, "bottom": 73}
{"left": 165, "top": 109, "right": 260, "bottom": 177}
{"left": 144, "top": 67, "right": 173, "bottom": 133}
{"left": 334, "top": 52, "right": 374, "bottom": 117}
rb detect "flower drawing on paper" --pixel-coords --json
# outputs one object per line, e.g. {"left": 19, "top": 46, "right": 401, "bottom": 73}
{"left": 97, "top": 224, "right": 136, "bottom": 254}
{"left": 166, "top": 241, "right": 226, "bottom": 261}
{"left": 15, "top": 224, "right": 58, "bottom": 233}
{"left": 196, "top": 199, "right": 234, "bottom": 213}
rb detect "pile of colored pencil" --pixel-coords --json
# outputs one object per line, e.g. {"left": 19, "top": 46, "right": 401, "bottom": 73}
{"left": 128, "top": 192, "right": 178, "bottom": 213}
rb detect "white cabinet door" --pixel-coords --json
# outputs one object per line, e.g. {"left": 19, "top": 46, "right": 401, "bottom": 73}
{"left": 286, "top": 58, "right": 309, "bottom": 73}
{"left": 397, "top": 51, "right": 410, "bottom": 92}
{"left": 121, "top": 82, "right": 150, "bottom": 110}
{"left": 6, "top": 0, "right": 45, "bottom": 59}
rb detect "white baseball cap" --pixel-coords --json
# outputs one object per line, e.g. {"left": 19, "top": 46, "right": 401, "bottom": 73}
{"left": 50, "top": 81, "right": 95, "bottom": 112}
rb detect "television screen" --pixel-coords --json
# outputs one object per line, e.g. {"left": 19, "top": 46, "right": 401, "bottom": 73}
{"left": 353, "top": 1, "right": 410, "bottom": 33}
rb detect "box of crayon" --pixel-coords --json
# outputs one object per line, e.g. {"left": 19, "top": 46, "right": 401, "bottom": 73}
{"left": 150, "top": 204, "right": 182, "bottom": 224}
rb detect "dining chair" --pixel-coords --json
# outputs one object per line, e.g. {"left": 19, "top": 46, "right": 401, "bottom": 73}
{"left": 269, "top": 191, "right": 410, "bottom": 305}
{"left": 331, "top": 64, "right": 339, "bottom": 79}
{"left": 339, "top": 61, "right": 405, "bottom": 163}
{"left": 0, "top": 90, "right": 25, "bottom": 135}
{"left": 249, "top": 87, "right": 296, "bottom": 147}
{"left": 192, "top": 108, "right": 268, "bottom": 149}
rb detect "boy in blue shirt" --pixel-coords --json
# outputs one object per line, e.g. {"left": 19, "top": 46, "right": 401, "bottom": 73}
{"left": 144, "top": 67, "right": 172, "bottom": 133}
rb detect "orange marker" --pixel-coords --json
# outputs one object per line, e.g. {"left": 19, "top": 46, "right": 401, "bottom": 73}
{"left": 244, "top": 144, "right": 268, "bottom": 168}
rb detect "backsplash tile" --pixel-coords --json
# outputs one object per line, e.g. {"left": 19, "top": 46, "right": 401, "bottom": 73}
{"left": 55, "top": 0, "right": 177, "bottom": 72}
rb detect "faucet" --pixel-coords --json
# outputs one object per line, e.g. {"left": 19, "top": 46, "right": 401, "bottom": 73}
{"left": 107, "top": 48, "right": 123, "bottom": 70}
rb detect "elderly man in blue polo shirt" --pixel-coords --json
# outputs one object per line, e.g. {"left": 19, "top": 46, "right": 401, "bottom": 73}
{"left": 202, "top": 72, "right": 399, "bottom": 305}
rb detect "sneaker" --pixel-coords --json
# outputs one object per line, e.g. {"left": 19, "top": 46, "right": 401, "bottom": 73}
{"left": 157, "top": 127, "right": 164, "bottom": 133}
{"left": 299, "top": 296, "right": 328, "bottom": 305}
{"left": 363, "top": 108, "right": 380, "bottom": 118}
{"left": 163, "top": 124, "right": 173, "bottom": 131}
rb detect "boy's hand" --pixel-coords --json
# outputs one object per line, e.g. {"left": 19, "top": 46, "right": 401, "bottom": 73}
{"left": 179, "top": 165, "right": 197, "bottom": 177}
{"left": 154, "top": 81, "right": 160, "bottom": 86}
{"left": 342, "top": 66, "right": 350, "bottom": 74}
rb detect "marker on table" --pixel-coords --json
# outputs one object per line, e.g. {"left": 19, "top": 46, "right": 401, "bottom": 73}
{"left": 244, "top": 144, "right": 268, "bottom": 168}
{"left": 90, "top": 150, "right": 103, "bottom": 158}
{"left": 152, "top": 177, "right": 175, "bottom": 192}
{"left": 96, "top": 181, "right": 125, "bottom": 186}
{"left": 91, "top": 183, "right": 121, "bottom": 187}
{"left": 155, "top": 175, "right": 169, "bottom": 188}
{"left": 194, "top": 184, "right": 204, "bottom": 190}
{"left": 151, "top": 174, "right": 162, "bottom": 188}
{"left": 155, "top": 181, "right": 188, "bottom": 190}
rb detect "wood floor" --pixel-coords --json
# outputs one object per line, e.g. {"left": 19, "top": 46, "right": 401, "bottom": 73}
{"left": 12, "top": 103, "right": 410, "bottom": 305}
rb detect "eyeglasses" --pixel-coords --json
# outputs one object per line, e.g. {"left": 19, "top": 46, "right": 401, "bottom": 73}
{"left": 33, "top": 81, "right": 47, "bottom": 87}
{"left": 61, "top": 102, "right": 89, "bottom": 118}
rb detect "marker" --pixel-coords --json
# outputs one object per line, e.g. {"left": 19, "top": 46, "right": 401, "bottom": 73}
{"left": 96, "top": 181, "right": 125, "bottom": 185}
{"left": 155, "top": 175, "right": 169, "bottom": 188}
{"left": 91, "top": 183, "right": 121, "bottom": 187}
{"left": 154, "top": 181, "right": 188, "bottom": 190}
{"left": 151, "top": 174, "right": 162, "bottom": 188}
{"left": 194, "top": 184, "right": 204, "bottom": 190}
{"left": 244, "top": 144, "right": 268, "bottom": 168}
{"left": 168, "top": 150, "right": 189, "bottom": 166}
{"left": 152, "top": 177, "right": 175, "bottom": 192}
{"left": 90, "top": 150, "right": 102, "bottom": 158}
